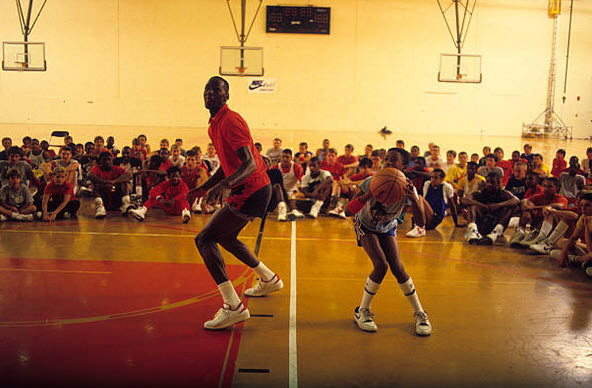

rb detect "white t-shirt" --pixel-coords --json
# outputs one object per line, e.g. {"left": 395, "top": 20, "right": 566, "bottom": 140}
{"left": 423, "top": 180, "right": 454, "bottom": 204}
{"left": 301, "top": 170, "right": 332, "bottom": 190}
{"left": 426, "top": 156, "right": 447, "bottom": 171}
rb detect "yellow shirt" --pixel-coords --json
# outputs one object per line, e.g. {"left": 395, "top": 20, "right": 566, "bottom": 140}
{"left": 456, "top": 174, "right": 485, "bottom": 196}
{"left": 445, "top": 164, "right": 467, "bottom": 185}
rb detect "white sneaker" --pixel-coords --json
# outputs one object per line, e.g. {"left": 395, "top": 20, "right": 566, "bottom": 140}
{"left": 414, "top": 311, "right": 432, "bottom": 336}
{"left": 518, "top": 231, "right": 540, "bottom": 248}
{"left": 203, "top": 303, "right": 250, "bottom": 330}
{"left": 509, "top": 229, "right": 525, "bottom": 247}
{"left": 36, "top": 211, "right": 43, "bottom": 220}
{"left": 95, "top": 205, "right": 107, "bottom": 219}
{"left": 328, "top": 206, "right": 347, "bottom": 219}
{"left": 354, "top": 306, "right": 377, "bottom": 332}
{"left": 182, "top": 208, "right": 191, "bottom": 224}
{"left": 465, "top": 229, "right": 482, "bottom": 244}
{"left": 120, "top": 196, "right": 132, "bottom": 215}
{"left": 15, "top": 213, "right": 34, "bottom": 222}
{"left": 406, "top": 225, "right": 426, "bottom": 238}
{"left": 63, "top": 212, "right": 71, "bottom": 220}
{"left": 287, "top": 209, "right": 305, "bottom": 221}
{"left": 245, "top": 274, "right": 284, "bottom": 297}
{"left": 192, "top": 198, "right": 202, "bottom": 213}
{"left": 530, "top": 240, "right": 553, "bottom": 255}
{"left": 277, "top": 202, "right": 288, "bottom": 222}
{"left": 129, "top": 206, "right": 147, "bottom": 221}
{"left": 0, "top": 214, "right": 7, "bottom": 222}
{"left": 308, "top": 200, "right": 323, "bottom": 219}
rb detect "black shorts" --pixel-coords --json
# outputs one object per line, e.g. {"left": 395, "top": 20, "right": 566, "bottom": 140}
{"left": 353, "top": 217, "right": 397, "bottom": 247}
{"left": 226, "top": 183, "right": 272, "bottom": 220}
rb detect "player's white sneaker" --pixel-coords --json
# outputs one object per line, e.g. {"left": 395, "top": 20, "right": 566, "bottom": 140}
{"left": 287, "top": 209, "right": 305, "bottom": 221}
{"left": 308, "top": 200, "right": 323, "bottom": 219}
{"left": 354, "top": 306, "right": 377, "bottom": 332}
{"left": 129, "top": 206, "right": 147, "bottom": 221}
{"left": 277, "top": 202, "right": 288, "bottom": 222}
{"left": 465, "top": 229, "right": 482, "bottom": 244}
{"left": 245, "top": 274, "right": 284, "bottom": 297}
{"left": 529, "top": 240, "right": 552, "bottom": 255}
{"left": 406, "top": 225, "right": 426, "bottom": 238}
{"left": 414, "top": 311, "right": 432, "bottom": 336}
{"left": 203, "top": 303, "right": 250, "bottom": 330}
{"left": 182, "top": 208, "right": 191, "bottom": 224}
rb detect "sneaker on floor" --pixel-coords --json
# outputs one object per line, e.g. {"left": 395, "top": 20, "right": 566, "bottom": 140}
{"left": 476, "top": 235, "right": 496, "bottom": 245}
{"left": 509, "top": 229, "right": 525, "bottom": 247}
{"left": 584, "top": 263, "right": 592, "bottom": 278}
{"left": 0, "top": 214, "right": 7, "bottom": 222}
{"left": 15, "top": 213, "right": 34, "bottom": 222}
{"left": 406, "top": 225, "right": 426, "bottom": 238}
{"left": 129, "top": 206, "right": 147, "bottom": 221}
{"left": 354, "top": 306, "right": 377, "bottom": 332}
{"left": 36, "top": 211, "right": 43, "bottom": 220}
{"left": 63, "top": 212, "right": 71, "bottom": 220}
{"left": 182, "top": 208, "right": 191, "bottom": 224}
{"left": 192, "top": 198, "right": 202, "bottom": 213}
{"left": 120, "top": 202, "right": 133, "bottom": 216}
{"left": 414, "top": 311, "right": 432, "bottom": 336}
{"left": 518, "top": 231, "right": 540, "bottom": 248}
{"left": 245, "top": 274, "right": 284, "bottom": 297}
{"left": 203, "top": 303, "right": 250, "bottom": 330}
{"left": 95, "top": 205, "right": 107, "bottom": 219}
{"left": 465, "top": 229, "right": 482, "bottom": 244}
{"left": 308, "top": 201, "right": 323, "bottom": 219}
{"left": 287, "top": 209, "right": 305, "bottom": 221}
{"left": 529, "top": 240, "right": 553, "bottom": 255}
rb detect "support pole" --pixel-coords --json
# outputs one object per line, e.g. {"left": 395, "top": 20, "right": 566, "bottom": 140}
{"left": 454, "top": 0, "right": 462, "bottom": 78}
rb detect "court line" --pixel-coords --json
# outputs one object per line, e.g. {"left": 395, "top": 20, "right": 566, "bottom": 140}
{"left": 0, "top": 267, "right": 111, "bottom": 275}
{"left": 289, "top": 221, "right": 298, "bottom": 388}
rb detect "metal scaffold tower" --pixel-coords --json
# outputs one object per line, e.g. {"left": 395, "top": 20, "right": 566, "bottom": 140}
{"left": 522, "top": 0, "right": 572, "bottom": 140}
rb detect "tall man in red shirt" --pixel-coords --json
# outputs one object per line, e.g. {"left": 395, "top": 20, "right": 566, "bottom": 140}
{"left": 191, "top": 76, "right": 283, "bottom": 330}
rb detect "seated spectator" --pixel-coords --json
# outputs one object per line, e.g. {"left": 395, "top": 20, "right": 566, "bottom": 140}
{"left": 423, "top": 142, "right": 435, "bottom": 158}
{"left": 504, "top": 161, "right": 528, "bottom": 200}
{"left": 175, "top": 138, "right": 187, "bottom": 157}
{"left": 87, "top": 151, "right": 133, "bottom": 218}
{"left": 315, "top": 139, "right": 331, "bottom": 161}
{"left": 558, "top": 157, "right": 585, "bottom": 207}
{"left": 64, "top": 135, "right": 74, "bottom": 146}
{"left": 524, "top": 170, "right": 544, "bottom": 199}
{"left": 40, "top": 140, "right": 56, "bottom": 160}
{"left": 159, "top": 147, "right": 172, "bottom": 170}
{"left": 272, "top": 149, "right": 303, "bottom": 197}
{"left": 40, "top": 146, "right": 80, "bottom": 192}
{"left": 478, "top": 146, "right": 491, "bottom": 167}
{"left": 74, "top": 143, "right": 84, "bottom": 158}
{"left": 406, "top": 156, "right": 430, "bottom": 193}
{"left": 296, "top": 157, "right": 333, "bottom": 218}
{"left": 370, "top": 150, "right": 383, "bottom": 173}
{"left": 511, "top": 177, "right": 567, "bottom": 248}
{"left": 582, "top": 147, "right": 592, "bottom": 175}
{"left": 41, "top": 166, "right": 80, "bottom": 221}
{"left": 0, "top": 168, "right": 36, "bottom": 222}
{"left": 93, "top": 136, "right": 112, "bottom": 158}
{"left": 478, "top": 154, "right": 504, "bottom": 181}
{"left": 531, "top": 154, "right": 550, "bottom": 177}
{"left": 426, "top": 144, "right": 446, "bottom": 171}
{"left": 0, "top": 146, "right": 40, "bottom": 189}
{"left": 106, "top": 136, "right": 120, "bottom": 157}
{"left": 551, "top": 149, "right": 567, "bottom": 178}
{"left": 266, "top": 164, "right": 305, "bottom": 222}
{"left": 331, "top": 157, "right": 375, "bottom": 219}
{"left": 114, "top": 146, "right": 143, "bottom": 197}
{"left": 169, "top": 144, "right": 186, "bottom": 167}
{"left": 444, "top": 150, "right": 456, "bottom": 173}
{"left": 521, "top": 144, "right": 534, "bottom": 164}
{"left": 0, "top": 137, "right": 12, "bottom": 161}
{"left": 445, "top": 151, "right": 467, "bottom": 186}
{"left": 183, "top": 149, "right": 211, "bottom": 213}
{"left": 294, "top": 142, "right": 313, "bottom": 174}
{"left": 337, "top": 144, "right": 359, "bottom": 176}
{"left": 360, "top": 144, "right": 373, "bottom": 161}
{"left": 527, "top": 205, "right": 578, "bottom": 255}
{"left": 470, "top": 153, "right": 479, "bottom": 164}
{"left": 321, "top": 148, "right": 347, "bottom": 208}
{"left": 409, "top": 145, "right": 420, "bottom": 167}
{"left": 129, "top": 166, "right": 191, "bottom": 223}
{"left": 27, "top": 139, "right": 46, "bottom": 168}
{"left": 421, "top": 169, "right": 457, "bottom": 230}
{"left": 254, "top": 142, "right": 272, "bottom": 168}
{"left": 21, "top": 136, "right": 32, "bottom": 156}
{"left": 462, "top": 173, "right": 519, "bottom": 245}
{"left": 493, "top": 147, "right": 512, "bottom": 186}
{"left": 138, "top": 134, "right": 151, "bottom": 155}
{"left": 132, "top": 137, "right": 148, "bottom": 162}
{"left": 510, "top": 150, "right": 528, "bottom": 171}
{"left": 266, "top": 138, "right": 283, "bottom": 165}
{"left": 395, "top": 140, "right": 405, "bottom": 149}
{"left": 138, "top": 155, "right": 167, "bottom": 201}
{"left": 456, "top": 161, "right": 485, "bottom": 199}
{"left": 203, "top": 143, "right": 220, "bottom": 174}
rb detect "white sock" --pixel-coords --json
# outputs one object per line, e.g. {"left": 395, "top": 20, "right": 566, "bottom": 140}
{"left": 122, "top": 195, "right": 130, "bottom": 204}
{"left": 94, "top": 197, "right": 104, "bottom": 207}
{"left": 252, "top": 261, "right": 275, "bottom": 282}
{"left": 278, "top": 201, "right": 286, "bottom": 212}
{"left": 217, "top": 281, "right": 241, "bottom": 309}
{"left": 546, "top": 221, "right": 569, "bottom": 245}
{"left": 539, "top": 220, "right": 552, "bottom": 237}
{"left": 467, "top": 222, "right": 477, "bottom": 232}
{"left": 11, "top": 212, "right": 19, "bottom": 220}
{"left": 135, "top": 186, "right": 143, "bottom": 196}
{"left": 399, "top": 278, "right": 424, "bottom": 313}
{"left": 360, "top": 277, "right": 380, "bottom": 309}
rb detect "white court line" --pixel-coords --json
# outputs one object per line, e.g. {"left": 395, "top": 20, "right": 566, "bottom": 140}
{"left": 289, "top": 221, "right": 298, "bottom": 388}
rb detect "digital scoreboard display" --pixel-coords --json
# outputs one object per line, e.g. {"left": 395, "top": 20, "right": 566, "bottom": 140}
{"left": 266, "top": 6, "right": 330, "bottom": 35}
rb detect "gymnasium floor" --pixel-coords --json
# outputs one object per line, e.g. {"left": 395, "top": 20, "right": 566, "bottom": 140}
{"left": 1, "top": 192, "right": 591, "bottom": 388}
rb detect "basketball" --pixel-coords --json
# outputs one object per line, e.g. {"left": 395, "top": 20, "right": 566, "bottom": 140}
{"left": 369, "top": 168, "right": 408, "bottom": 204}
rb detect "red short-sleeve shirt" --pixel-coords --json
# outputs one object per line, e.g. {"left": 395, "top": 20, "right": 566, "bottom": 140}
{"left": 529, "top": 193, "right": 568, "bottom": 207}
{"left": 90, "top": 165, "right": 126, "bottom": 181}
{"left": 320, "top": 160, "right": 347, "bottom": 181}
{"left": 44, "top": 181, "right": 74, "bottom": 202}
{"left": 208, "top": 104, "right": 270, "bottom": 197}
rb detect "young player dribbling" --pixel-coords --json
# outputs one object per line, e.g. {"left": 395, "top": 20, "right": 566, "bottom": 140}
{"left": 189, "top": 76, "right": 283, "bottom": 330}
{"left": 346, "top": 148, "right": 432, "bottom": 335}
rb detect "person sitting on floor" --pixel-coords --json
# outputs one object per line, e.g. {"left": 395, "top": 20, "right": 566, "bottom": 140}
{"left": 0, "top": 168, "right": 36, "bottom": 222}
{"left": 129, "top": 165, "right": 191, "bottom": 223}
{"left": 183, "top": 149, "right": 210, "bottom": 213}
{"left": 295, "top": 157, "right": 333, "bottom": 218}
{"left": 420, "top": 168, "right": 458, "bottom": 230}
{"left": 558, "top": 157, "right": 586, "bottom": 208}
{"left": 87, "top": 151, "right": 133, "bottom": 219}
{"left": 461, "top": 173, "right": 520, "bottom": 245}
{"left": 41, "top": 166, "right": 80, "bottom": 222}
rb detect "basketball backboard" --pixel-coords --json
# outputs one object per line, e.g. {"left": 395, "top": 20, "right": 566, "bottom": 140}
{"left": 438, "top": 53, "right": 481, "bottom": 83}
{"left": 2, "top": 41, "right": 46, "bottom": 71}
{"left": 219, "top": 46, "right": 264, "bottom": 77}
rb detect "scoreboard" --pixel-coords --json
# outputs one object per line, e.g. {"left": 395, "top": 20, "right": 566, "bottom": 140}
{"left": 266, "top": 6, "right": 331, "bottom": 35}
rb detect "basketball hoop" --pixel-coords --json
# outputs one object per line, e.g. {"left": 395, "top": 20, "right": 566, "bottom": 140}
{"left": 236, "top": 66, "right": 246, "bottom": 75}
{"left": 16, "top": 61, "right": 27, "bottom": 72}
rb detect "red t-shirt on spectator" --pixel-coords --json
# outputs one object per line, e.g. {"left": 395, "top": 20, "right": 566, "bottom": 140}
{"left": 349, "top": 171, "right": 374, "bottom": 182}
{"left": 159, "top": 158, "right": 172, "bottom": 171}
{"left": 181, "top": 165, "right": 207, "bottom": 189}
{"left": 497, "top": 159, "right": 513, "bottom": 186}
{"left": 44, "top": 181, "right": 74, "bottom": 202}
{"left": 337, "top": 155, "right": 357, "bottom": 166}
{"left": 149, "top": 180, "right": 189, "bottom": 202}
{"left": 524, "top": 185, "right": 543, "bottom": 199}
{"left": 529, "top": 193, "right": 568, "bottom": 207}
{"left": 90, "top": 165, "right": 126, "bottom": 181}
{"left": 551, "top": 158, "right": 567, "bottom": 179}
{"left": 320, "top": 160, "right": 347, "bottom": 181}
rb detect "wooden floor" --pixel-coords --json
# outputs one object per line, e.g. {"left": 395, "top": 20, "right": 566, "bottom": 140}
{"left": 1, "top": 200, "right": 591, "bottom": 388}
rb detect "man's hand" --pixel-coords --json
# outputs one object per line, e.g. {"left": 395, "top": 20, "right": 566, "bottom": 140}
{"left": 205, "top": 182, "right": 228, "bottom": 205}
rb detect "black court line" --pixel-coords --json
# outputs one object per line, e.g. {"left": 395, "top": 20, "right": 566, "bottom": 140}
{"left": 250, "top": 314, "right": 274, "bottom": 317}
{"left": 238, "top": 368, "right": 270, "bottom": 373}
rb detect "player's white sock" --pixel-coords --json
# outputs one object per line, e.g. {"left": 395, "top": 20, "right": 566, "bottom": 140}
{"left": 399, "top": 278, "right": 424, "bottom": 313}
{"left": 539, "top": 220, "right": 553, "bottom": 238}
{"left": 217, "top": 281, "right": 241, "bottom": 309}
{"left": 360, "top": 277, "right": 380, "bottom": 309}
{"left": 252, "top": 261, "right": 275, "bottom": 282}
{"left": 546, "top": 221, "right": 569, "bottom": 245}
{"left": 487, "top": 224, "right": 504, "bottom": 241}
